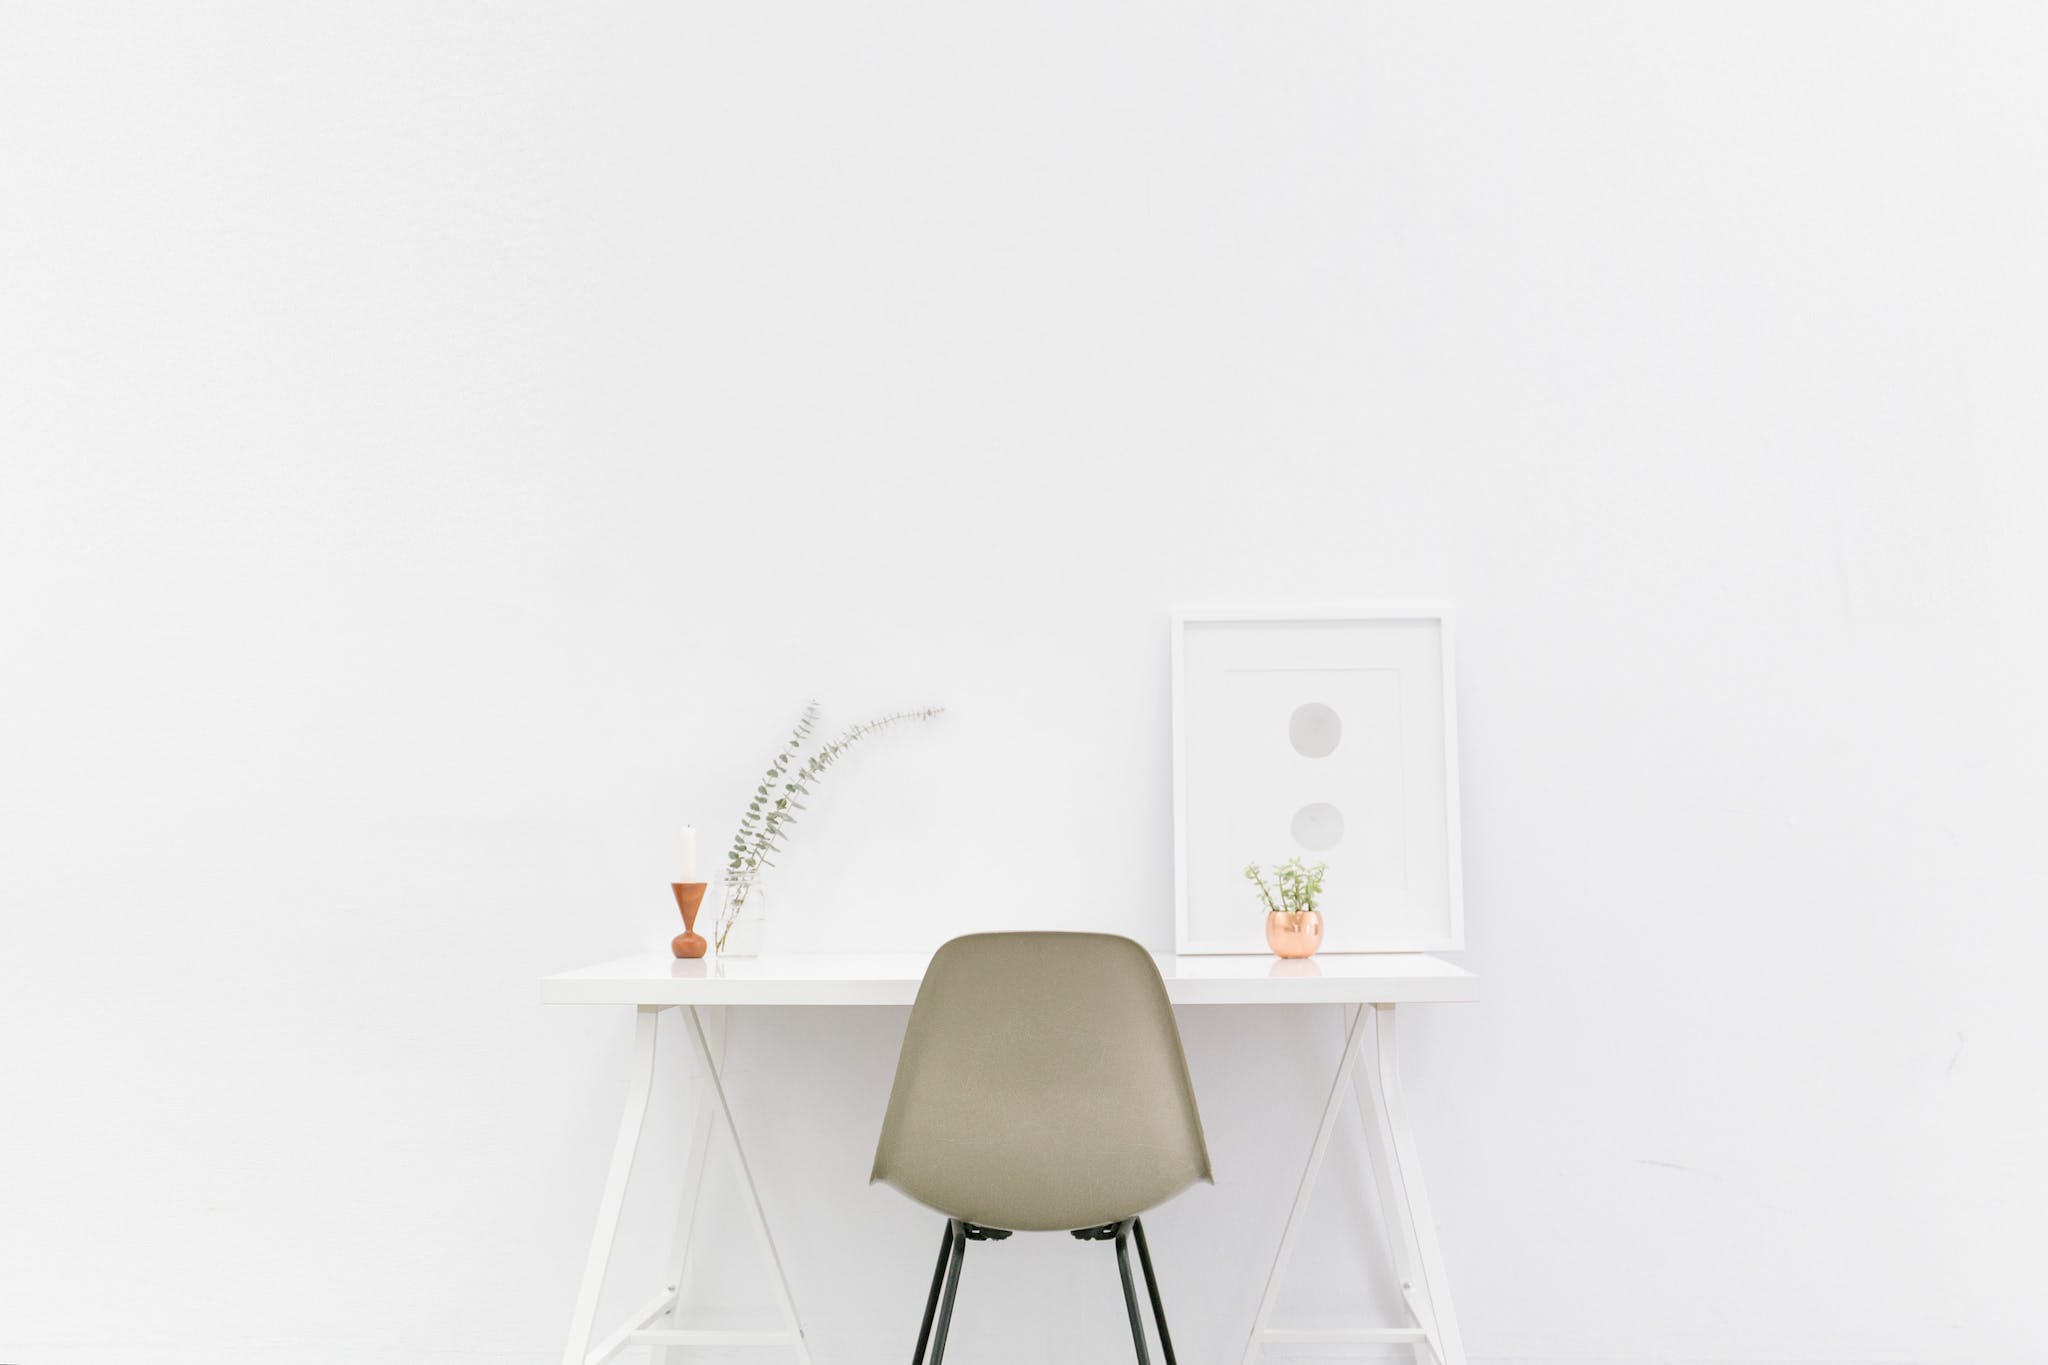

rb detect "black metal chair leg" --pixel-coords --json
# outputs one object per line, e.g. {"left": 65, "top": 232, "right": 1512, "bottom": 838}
{"left": 928, "top": 1219, "right": 969, "bottom": 1365}
{"left": 1130, "top": 1217, "right": 1178, "bottom": 1365}
{"left": 911, "top": 1221, "right": 956, "bottom": 1365}
{"left": 1113, "top": 1220, "right": 1152, "bottom": 1365}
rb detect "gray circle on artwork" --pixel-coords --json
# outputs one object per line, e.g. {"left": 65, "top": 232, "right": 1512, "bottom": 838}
{"left": 1289, "top": 702, "right": 1342, "bottom": 759}
{"left": 1291, "top": 802, "right": 1345, "bottom": 852}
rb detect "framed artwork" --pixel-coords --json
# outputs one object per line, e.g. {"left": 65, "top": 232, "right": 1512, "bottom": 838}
{"left": 1171, "top": 607, "right": 1464, "bottom": 954}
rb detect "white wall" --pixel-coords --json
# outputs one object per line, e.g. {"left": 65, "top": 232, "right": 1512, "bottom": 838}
{"left": 5, "top": 3, "right": 2046, "bottom": 1362}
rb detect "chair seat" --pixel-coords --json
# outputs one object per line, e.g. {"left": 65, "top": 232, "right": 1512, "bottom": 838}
{"left": 880, "top": 1139, "right": 1207, "bottom": 1234}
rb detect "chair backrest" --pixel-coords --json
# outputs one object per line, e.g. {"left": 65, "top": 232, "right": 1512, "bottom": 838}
{"left": 871, "top": 931, "right": 1212, "bottom": 1233}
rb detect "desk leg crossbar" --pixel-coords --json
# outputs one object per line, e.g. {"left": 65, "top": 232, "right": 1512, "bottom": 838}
{"left": 562, "top": 1005, "right": 811, "bottom": 1365}
{"left": 1241, "top": 1004, "right": 1466, "bottom": 1365}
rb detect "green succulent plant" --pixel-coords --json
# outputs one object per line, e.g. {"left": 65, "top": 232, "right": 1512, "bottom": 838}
{"left": 1244, "top": 857, "right": 1328, "bottom": 916}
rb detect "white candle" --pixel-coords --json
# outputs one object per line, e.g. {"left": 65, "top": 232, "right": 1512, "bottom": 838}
{"left": 681, "top": 825, "right": 698, "bottom": 882}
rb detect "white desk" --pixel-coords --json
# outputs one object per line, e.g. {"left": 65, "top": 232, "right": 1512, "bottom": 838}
{"left": 545, "top": 951, "right": 1478, "bottom": 1365}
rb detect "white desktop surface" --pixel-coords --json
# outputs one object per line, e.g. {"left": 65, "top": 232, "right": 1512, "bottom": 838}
{"left": 543, "top": 949, "right": 1477, "bottom": 1007}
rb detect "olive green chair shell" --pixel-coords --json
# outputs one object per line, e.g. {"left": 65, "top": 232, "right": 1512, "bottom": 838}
{"left": 870, "top": 931, "right": 1213, "bottom": 1234}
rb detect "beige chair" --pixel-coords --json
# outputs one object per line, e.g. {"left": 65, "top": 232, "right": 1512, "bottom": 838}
{"left": 871, "top": 932, "right": 1213, "bottom": 1365}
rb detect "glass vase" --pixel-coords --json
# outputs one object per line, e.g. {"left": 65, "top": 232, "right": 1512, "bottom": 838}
{"left": 713, "top": 869, "right": 768, "bottom": 958}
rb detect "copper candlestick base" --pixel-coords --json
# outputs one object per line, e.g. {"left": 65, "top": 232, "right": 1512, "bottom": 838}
{"left": 671, "top": 882, "right": 709, "bottom": 959}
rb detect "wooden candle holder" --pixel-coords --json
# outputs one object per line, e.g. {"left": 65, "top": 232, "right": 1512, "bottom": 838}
{"left": 671, "top": 882, "right": 709, "bottom": 959}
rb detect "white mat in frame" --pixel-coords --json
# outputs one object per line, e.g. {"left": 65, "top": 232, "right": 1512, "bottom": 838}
{"left": 1172, "top": 606, "right": 1465, "bottom": 954}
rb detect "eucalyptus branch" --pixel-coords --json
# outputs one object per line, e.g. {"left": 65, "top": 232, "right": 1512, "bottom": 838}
{"left": 743, "top": 707, "right": 943, "bottom": 871}
{"left": 714, "top": 702, "right": 945, "bottom": 950}
{"left": 726, "top": 702, "right": 819, "bottom": 875}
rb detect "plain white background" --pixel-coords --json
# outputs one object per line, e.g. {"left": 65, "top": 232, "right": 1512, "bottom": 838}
{"left": 4, "top": 3, "right": 2046, "bottom": 1363}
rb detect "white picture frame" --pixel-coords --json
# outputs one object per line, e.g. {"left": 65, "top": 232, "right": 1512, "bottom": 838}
{"left": 1171, "top": 606, "right": 1465, "bottom": 955}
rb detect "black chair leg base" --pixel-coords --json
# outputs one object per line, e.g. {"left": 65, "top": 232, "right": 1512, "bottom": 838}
{"left": 910, "top": 1221, "right": 954, "bottom": 1365}
{"left": 1111, "top": 1220, "right": 1156, "bottom": 1365}
{"left": 1133, "top": 1217, "right": 1179, "bottom": 1365}
{"left": 911, "top": 1214, "right": 1177, "bottom": 1365}
{"left": 926, "top": 1221, "right": 970, "bottom": 1365}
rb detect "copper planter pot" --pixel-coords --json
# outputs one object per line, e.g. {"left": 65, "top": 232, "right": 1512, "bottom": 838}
{"left": 1265, "top": 910, "right": 1323, "bottom": 959}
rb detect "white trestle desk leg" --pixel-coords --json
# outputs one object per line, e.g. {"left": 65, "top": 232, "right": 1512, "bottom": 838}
{"left": 1345, "top": 1005, "right": 1433, "bottom": 1364}
{"left": 563, "top": 1005, "right": 663, "bottom": 1365}
{"left": 654, "top": 1005, "right": 726, "bottom": 1365}
{"left": 1372, "top": 1004, "right": 1466, "bottom": 1365}
{"left": 1241, "top": 1003, "right": 1372, "bottom": 1365}
{"left": 1243, "top": 1005, "right": 1464, "bottom": 1365}
{"left": 681, "top": 1004, "right": 812, "bottom": 1365}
